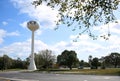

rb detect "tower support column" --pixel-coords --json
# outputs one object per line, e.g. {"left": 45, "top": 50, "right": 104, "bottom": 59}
{"left": 28, "top": 31, "right": 37, "bottom": 70}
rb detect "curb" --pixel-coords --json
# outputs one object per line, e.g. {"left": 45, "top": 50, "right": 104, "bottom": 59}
{"left": 0, "top": 77, "right": 10, "bottom": 81}
{"left": 0, "top": 77, "right": 39, "bottom": 81}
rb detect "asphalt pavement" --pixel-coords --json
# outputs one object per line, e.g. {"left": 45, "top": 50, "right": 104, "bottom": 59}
{"left": 0, "top": 71, "right": 120, "bottom": 81}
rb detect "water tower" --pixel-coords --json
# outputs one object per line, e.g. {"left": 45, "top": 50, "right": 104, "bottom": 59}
{"left": 27, "top": 20, "right": 39, "bottom": 70}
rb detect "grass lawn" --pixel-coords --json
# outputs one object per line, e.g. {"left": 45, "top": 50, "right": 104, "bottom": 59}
{"left": 0, "top": 69, "right": 27, "bottom": 72}
{"left": 39, "top": 68, "right": 120, "bottom": 76}
{"left": 1, "top": 68, "right": 120, "bottom": 76}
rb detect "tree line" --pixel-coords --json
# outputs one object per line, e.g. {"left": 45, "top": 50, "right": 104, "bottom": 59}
{"left": 0, "top": 55, "right": 28, "bottom": 70}
{"left": 0, "top": 49, "right": 120, "bottom": 70}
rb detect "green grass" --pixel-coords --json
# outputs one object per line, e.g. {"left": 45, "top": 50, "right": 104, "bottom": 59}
{"left": 0, "top": 69, "right": 27, "bottom": 72}
{"left": 1, "top": 68, "right": 120, "bottom": 76}
{"left": 71, "top": 68, "right": 120, "bottom": 75}
{"left": 37, "top": 68, "right": 120, "bottom": 76}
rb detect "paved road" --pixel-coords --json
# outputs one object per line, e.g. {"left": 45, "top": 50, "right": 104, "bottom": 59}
{"left": 0, "top": 71, "right": 120, "bottom": 81}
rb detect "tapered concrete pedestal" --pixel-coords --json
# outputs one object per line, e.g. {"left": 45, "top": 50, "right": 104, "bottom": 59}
{"left": 27, "top": 21, "right": 39, "bottom": 71}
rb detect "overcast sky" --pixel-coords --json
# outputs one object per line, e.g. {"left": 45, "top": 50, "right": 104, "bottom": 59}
{"left": 0, "top": 0, "right": 120, "bottom": 61}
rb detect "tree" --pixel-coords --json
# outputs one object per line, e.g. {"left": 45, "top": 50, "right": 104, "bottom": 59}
{"left": 104, "top": 52, "right": 120, "bottom": 68}
{"left": 0, "top": 56, "right": 4, "bottom": 70}
{"left": 57, "top": 50, "right": 79, "bottom": 70}
{"left": 0, "top": 55, "right": 13, "bottom": 70}
{"left": 15, "top": 58, "right": 23, "bottom": 68}
{"left": 88, "top": 55, "right": 92, "bottom": 69}
{"left": 83, "top": 61, "right": 90, "bottom": 67}
{"left": 35, "top": 49, "right": 55, "bottom": 69}
{"left": 88, "top": 56, "right": 100, "bottom": 69}
{"left": 99, "top": 57, "right": 106, "bottom": 69}
{"left": 0, "top": 55, "right": 28, "bottom": 70}
{"left": 79, "top": 60, "right": 84, "bottom": 69}
{"left": 3, "top": 55, "right": 13, "bottom": 70}
{"left": 8, "top": 57, "right": 28, "bottom": 69}
{"left": 91, "top": 57, "right": 99, "bottom": 69}
{"left": 12, "top": 58, "right": 27, "bottom": 69}
{"left": 32, "top": 0, "right": 119, "bottom": 39}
